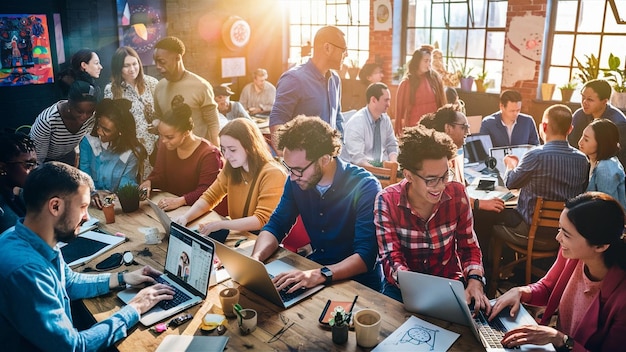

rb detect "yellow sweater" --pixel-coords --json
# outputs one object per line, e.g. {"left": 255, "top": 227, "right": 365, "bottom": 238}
{"left": 200, "top": 161, "right": 287, "bottom": 225}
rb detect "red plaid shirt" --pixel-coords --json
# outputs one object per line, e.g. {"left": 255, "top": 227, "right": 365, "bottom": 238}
{"left": 375, "top": 179, "right": 483, "bottom": 286}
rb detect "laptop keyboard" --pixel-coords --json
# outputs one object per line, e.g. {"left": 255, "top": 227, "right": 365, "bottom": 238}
{"left": 268, "top": 274, "right": 308, "bottom": 302}
{"left": 155, "top": 276, "right": 192, "bottom": 310}
{"left": 475, "top": 311, "right": 520, "bottom": 349}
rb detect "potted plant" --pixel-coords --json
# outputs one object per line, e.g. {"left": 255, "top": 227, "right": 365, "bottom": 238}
{"left": 329, "top": 306, "right": 351, "bottom": 344}
{"left": 116, "top": 183, "right": 140, "bottom": 213}
{"left": 574, "top": 54, "right": 601, "bottom": 84}
{"left": 606, "top": 53, "right": 626, "bottom": 110}
{"left": 558, "top": 80, "right": 578, "bottom": 103}
{"left": 474, "top": 71, "right": 491, "bottom": 92}
{"left": 454, "top": 60, "right": 474, "bottom": 92}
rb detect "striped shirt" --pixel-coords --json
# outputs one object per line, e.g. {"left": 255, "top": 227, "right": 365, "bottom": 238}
{"left": 504, "top": 140, "right": 588, "bottom": 224}
{"left": 30, "top": 101, "right": 95, "bottom": 162}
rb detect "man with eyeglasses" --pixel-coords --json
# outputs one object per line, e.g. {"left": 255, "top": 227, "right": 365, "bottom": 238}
{"left": 480, "top": 90, "right": 540, "bottom": 147}
{"left": 374, "top": 125, "right": 490, "bottom": 317}
{"left": 251, "top": 116, "right": 383, "bottom": 291}
{"left": 269, "top": 26, "right": 347, "bottom": 154}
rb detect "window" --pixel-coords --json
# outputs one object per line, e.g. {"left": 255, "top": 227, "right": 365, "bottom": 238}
{"left": 546, "top": 0, "right": 626, "bottom": 102}
{"left": 402, "top": 0, "right": 508, "bottom": 91}
{"left": 281, "top": 0, "right": 371, "bottom": 69}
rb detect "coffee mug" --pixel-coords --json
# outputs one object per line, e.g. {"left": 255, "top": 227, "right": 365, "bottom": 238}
{"left": 219, "top": 288, "right": 240, "bottom": 318}
{"left": 237, "top": 308, "right": 257, "bottom": 335}
{"left": 354, "top": 309, "right": 382, "bottom": 348}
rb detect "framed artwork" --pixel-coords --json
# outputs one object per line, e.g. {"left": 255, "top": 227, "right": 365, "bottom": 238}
{"left": 0, "top": 14, "right": 54, "bottom": 86}
{"left": 116, "top": 0, "right": 166, "bottom": 66}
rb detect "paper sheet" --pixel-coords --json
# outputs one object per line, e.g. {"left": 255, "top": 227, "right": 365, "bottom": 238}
{"left": 372, "top": 315, "right": 460, "bottom": 352}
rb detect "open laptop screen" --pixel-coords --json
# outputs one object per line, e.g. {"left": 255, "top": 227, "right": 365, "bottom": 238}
{"left": 464, "top": 134, "right": 493, "bottom": 164}
{"left": 489, "top": 145, "right": 535, "bottom": 178}
{"left": 165, "top": 225, "right": 213, "bottom": 295}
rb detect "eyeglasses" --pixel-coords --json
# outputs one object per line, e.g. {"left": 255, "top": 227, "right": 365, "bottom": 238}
{"left": 282, "top": 159, "right": 316, "bottom": 178}
{"left": 327, "top": 42, "right": 348, "bottom": 54}
{"left": 451, "top": 122, "right": 470, "bottom": 132}
{"left": 268, "top": 314, "right": 294, "bottom": 343}
{"left": 5, "top": 160, "right": 39, "bottom": 170}
{"left": 411, "top": 169, "right": 452, "bottom": 187}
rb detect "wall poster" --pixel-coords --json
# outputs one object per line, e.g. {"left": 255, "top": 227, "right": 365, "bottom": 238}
{"left": 0, "top": 14, "right": 54, "bottom": 86}
{"left": 116, "top": 0, "right": 166, "bottom": 66}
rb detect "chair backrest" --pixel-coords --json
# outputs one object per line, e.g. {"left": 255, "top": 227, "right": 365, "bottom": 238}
{"left": 529, "top": 197, "right": 564, "bottom": 232}
{"left": 466, "top": 115, "right": 482, "bottom": 134}
{"left": 362, "top": 161, "right": 399, "bottom": 188}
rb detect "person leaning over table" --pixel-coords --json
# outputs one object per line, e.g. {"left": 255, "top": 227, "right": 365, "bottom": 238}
{"left": 374, "top": 125, "right": 490, "bottom": 316}
{"left": 80, "top": 98, "right": 147, "bottom": 209}
{"left": 251, "top": 116, "right": 383, "bottom": 292}
{"left": 30, "top": 80, "right": 98, "bottom": 165}
{"left": 489, "top": 192, "right": 626, "bottom": 351}
{"left": 139, "top": 95, "right": 223, "bottom": 212}
{"left": 0, "top": 162, "right": 174, "bottom": 352}
{"left": 174, "top": 118, "right": 286, "bottom": 234}
{"left": 0, "top": 131, "right": 37, "bottom": 234}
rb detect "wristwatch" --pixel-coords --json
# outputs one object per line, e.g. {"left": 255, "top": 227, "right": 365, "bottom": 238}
{"left": 562, "top": 334, "right": 574, "bottom": 350}
{"left": 320, "top": 267, "right": 333, "bottom": 285}
{"left": 117, "top": 271, "right": 127, "bottom": 288}
{"left": 467, "top": 274, "right": 486, "bottom": 286}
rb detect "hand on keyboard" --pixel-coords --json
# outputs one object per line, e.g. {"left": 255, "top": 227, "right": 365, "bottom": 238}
{"left": 127, "top": 283, "right": 175, "bottom": 314}
{"left": 271, "top": 268, "right": 320, "bottom": 293}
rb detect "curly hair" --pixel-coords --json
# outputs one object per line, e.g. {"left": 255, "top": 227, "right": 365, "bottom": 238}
{"left": 419, "top": 104, "right": 459, "bottom": 132}
{"left": 397, "top": 125, "right": 456, "bottom": 172}
{"left": 276, "top": 116, "right": 342, "bottom": 160}
{"left": 0, "top": 129, "right": 36, "bottom": 162}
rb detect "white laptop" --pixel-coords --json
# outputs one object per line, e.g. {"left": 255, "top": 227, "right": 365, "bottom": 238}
{"left": 398, "top": 271, "right": 555, "bottom": 351}
{"left": 210, "top": 239, "right": 324, "bottom": 308}
{"left": 117, "top": 222, "right": 214, "bottom": 326}
{"left": 489, "top": 144, "right": 535, "bottom": 180}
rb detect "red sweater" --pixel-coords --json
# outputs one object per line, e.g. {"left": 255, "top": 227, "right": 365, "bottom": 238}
{"left": 526, "top": 250, "right": 626, "bottom": 351}
{"left": 148, "top": 139, "right": 222, "bottom": 205}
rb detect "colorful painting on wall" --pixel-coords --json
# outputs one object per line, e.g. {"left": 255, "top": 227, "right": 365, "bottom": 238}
{"left": 116, "top": 0, "right": 166, "bottom": 66}
{"left": 0, "top": 14, "right": 54, "bottom": 86}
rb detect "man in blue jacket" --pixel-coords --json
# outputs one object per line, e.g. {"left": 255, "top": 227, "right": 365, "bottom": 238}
{"left": 480, "top": 90, "right": 540, "bottom": 147}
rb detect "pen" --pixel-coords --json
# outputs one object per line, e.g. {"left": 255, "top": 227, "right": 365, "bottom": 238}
{"left": 348, "top": 295, "right": 358, "bottom": 314}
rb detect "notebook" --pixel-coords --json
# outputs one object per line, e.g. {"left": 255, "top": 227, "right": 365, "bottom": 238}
{"left": 398, "top": 271, "right": 555, "bottom": 351}
{"left": 210, "top": 239, "right": 324, "bottom": 308}
{"left": 117, "top": 222, "right": 214, "bottom": 326}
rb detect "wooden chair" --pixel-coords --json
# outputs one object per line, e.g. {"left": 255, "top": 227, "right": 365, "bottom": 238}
{"left": 489, "top": 197, "right": 563, "bottom": 296}
{"left": 362, "top": 161, "right": 399, "bottom": 188}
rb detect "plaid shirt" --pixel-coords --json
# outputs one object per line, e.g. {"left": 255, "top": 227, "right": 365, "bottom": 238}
{"left": 375, "top": 180, "right": 483, "bottom": 286}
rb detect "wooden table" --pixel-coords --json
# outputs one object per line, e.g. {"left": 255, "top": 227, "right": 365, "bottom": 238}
{"left": 82, "top": 198, "right": 484, "bottom": 351}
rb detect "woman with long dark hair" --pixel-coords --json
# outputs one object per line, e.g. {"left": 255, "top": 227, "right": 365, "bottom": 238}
{"left": 79, "top": 98, "right": 147, "bottom": 208}
{"left": 489, "top": 192, "right": 626, "bottom": 351}
{"left": 395, "top": 45, "right": 446, "bottom": 134}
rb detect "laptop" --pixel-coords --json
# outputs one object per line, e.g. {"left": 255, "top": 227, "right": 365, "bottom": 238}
{"left": 117, "top": 222, "right": 215, "bottom": 326}
{"left": 210, "top": 239, "right": 324, "bottom": 308}
{"left": 489, "top": 145, "right": 535, "bottom": 180}
{"left": 464, "top": 134, "right": 493, "bottom": 165}
{"left": 398, "top": 271, "right": 555, "bottom": 351}
{"left": 147, "top": 199, "right": 229, "bottom": 243}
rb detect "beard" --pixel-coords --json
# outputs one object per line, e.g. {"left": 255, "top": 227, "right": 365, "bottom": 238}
{"left": 295, "top": 163, "right": 323, "bottom": 191}
{"left": 54, "top": 211, "right": 80, "bottom": 243}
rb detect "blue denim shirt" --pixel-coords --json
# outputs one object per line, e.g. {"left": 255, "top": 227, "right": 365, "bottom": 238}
{"left": 269, "top": 59, "right": 344, "bottom": 135}
{"left": 263, "top": 158, "right": 382, "bottom": 290}
{"left": 588, "top": 157, "right": 626, "bottom": 210}
{"left": 79, "top": 135, "right": 139, "bottom": 192}
{"left": 0, "top": 220, "right": 139, "bottom": 351}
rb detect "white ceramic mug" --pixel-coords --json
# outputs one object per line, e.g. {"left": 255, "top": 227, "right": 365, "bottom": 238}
{"left": 354, "top": 309, "right": 382, "bottom": 348}
{"left": 238, "top": 308, "right": 257, "bottom": 335}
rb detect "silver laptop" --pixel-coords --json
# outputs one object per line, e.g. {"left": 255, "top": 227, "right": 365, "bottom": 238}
{"left": 117, "top": 222, "right": 214, "bottom": 326}
{"left": 398, "top": 271, "right": 555, "bottom": 351}
{"left": 147, "top": 199, "right": 198, "bottom": 236}
{"left": 210, "top": 239, "right": 324, "bottom": 308}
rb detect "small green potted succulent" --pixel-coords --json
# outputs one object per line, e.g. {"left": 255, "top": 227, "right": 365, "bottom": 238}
{"left": 558, "top": 80, "right": 578, "bottom": 103}
{"left": 116, "top": 183, "right": 140, "bottom": 213}
{"left": 329, "top": 306, "right": 351, "bottom": 344}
